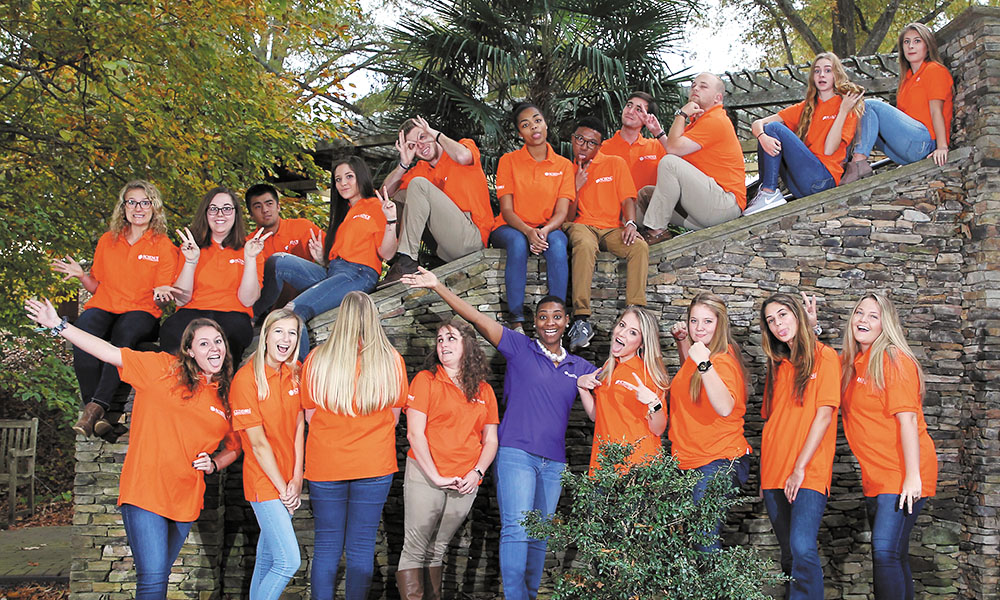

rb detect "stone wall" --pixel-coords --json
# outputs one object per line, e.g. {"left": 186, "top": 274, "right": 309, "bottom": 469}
{"left": 71, "top": 7, "right": 1000, "bottom": 600}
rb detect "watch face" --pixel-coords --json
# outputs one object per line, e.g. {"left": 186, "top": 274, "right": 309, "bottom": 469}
{"left": 697, "top": 360, "right": 712, "bottom": 373}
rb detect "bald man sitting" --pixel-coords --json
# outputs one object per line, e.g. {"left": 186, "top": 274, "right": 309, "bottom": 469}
{"left": 640, "top": 72, "right": 747, "bottom": 243}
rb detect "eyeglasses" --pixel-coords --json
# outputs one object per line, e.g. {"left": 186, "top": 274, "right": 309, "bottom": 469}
{"left": 207, "top": 205, "right": 235, "bottom": 216}
{"left": 571, "top": 134, "right": 601, "bottom": 149}
{"left": 124, "top": 199, "right": 152, "bottom": 208}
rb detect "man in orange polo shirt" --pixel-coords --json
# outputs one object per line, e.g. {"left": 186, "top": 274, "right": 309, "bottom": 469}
{"left": 379, "top": 116, "right": 492, "bottom": 287}
{"left": 600, "top": 91, "right": 668, "bottom": 213}
{"left": 642, "top": 73, "right": 746, "bottom": 244}
{"left": 564, "top": 117, "right": 648, "bottom": 351}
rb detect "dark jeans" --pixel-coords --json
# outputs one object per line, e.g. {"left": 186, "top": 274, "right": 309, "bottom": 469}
{"left": 120, "top": 503, "right": 194, "bottom": 600}
{"left": 866, "top": 494, "right": 927, "bottom": 600}
{"left": 762, "top": 488, "right": 828, "bottom": 600}
{"left": 758, "top": 121, "right": 836, "bottom": 199}
{"left": 159, "top": 308, "right": 253, "bottom": 366}
{"left": 489, "top": 225, "right": 568, "bottom": 323}
{"left": 73, "top": 308, "right": 158, "bottom": 411}
{"left": 690, "top": 455, "right": 751, "bottom": 552}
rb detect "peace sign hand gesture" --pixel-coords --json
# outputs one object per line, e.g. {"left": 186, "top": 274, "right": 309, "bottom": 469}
{"left": 619, "top": 373, "right": 660, "bottom": 406}
{"left": 244, "top": 228, "right": 273, "bottom": 261}
{"left": 177, "top": 227, "right": 200, "bottom": 264}
{"left": 376, "top": 187, "right": 397, "bottom": 222}
{"left": 308, "top": 229, "right": 324, "bottom": 263}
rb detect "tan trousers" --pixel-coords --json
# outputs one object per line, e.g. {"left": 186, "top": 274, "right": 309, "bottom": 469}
{"left": 564, "top": 223, "right": 649, "bottom": 316}
{"left": 640, "top": 155, "right": 741, "bottom": 230}
{"left": 397, "top": 177, "right": 484, "bottom": 262}
{"left": 397, "top": 457, "right": 479, "bottom": 570}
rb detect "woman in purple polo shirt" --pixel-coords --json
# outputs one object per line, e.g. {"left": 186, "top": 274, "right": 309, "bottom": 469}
{"left": 403, "top": 267, "right": 595, "bottom": 600}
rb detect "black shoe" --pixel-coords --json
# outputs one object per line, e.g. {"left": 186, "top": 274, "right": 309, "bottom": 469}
{"left": 378, "top": 255, "right": 419, "bottom": 289}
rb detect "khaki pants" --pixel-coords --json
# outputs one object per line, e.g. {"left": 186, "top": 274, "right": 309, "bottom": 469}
{"left": 397, "top": 177, "right": 484, "bottom": 262}
{"left": 397, "top": 457, "right": 479, "bottom": 570}
{"left": 640, "top": 155, "right": 741, "bottom": 230}
{"left": 564, "top": 223, "right": 649, "bottom": 316}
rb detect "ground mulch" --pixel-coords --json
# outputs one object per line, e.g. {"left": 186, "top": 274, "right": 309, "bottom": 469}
{"left": 5, "top": 499, "right": 73, "bottom": 530}
{"left": 0, "top": 583, "right": 69, "bottom": 600}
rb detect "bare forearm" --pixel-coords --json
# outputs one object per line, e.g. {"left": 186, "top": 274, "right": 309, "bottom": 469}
{"left": 237, "top": 261, "right": 260, "bottom": 307}
{"left": 430, "top": 281, "right": 502, "bottom": 346}
{"left": 377, "top": 224, "right": 399, "bottom": 261}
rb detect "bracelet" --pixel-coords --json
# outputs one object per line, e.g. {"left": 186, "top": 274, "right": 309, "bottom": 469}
{"left": 813, "top": 324, "right": 823, "bottom": 336}
{"left": 755, "top": 131, "right": 765, "bottom": 139}
{"left": 474, "top": 467, "right": 484, "bottom": 479}
{"left": 386, "top": 219, "right": 397, "bottom": 225}
{"left": 435, "top": 131, "right": 443, "bottom": 144}
{"left": 399, "top": 161, "right": 413, "bottom": 172}
{"left": 655, "top": 131, "right": 666, "bottom": 139}
{"left": 210, "top": 458, "right": 219, "bottom": 474}
{"left": 624, "top": 220, "right": 637, "bottom": 229}
{"left": 49, "top": 316, "right": 68, "bottom": 337}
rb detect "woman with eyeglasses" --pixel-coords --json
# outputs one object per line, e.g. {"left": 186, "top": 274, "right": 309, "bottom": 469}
{"left": 52, "top": 180, "right": 179, "bottom": 438}
{"left": 158, "top": 186, "right": 271, "bottom": 366}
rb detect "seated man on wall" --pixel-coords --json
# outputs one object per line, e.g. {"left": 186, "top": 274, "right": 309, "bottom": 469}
{"left": 379, "top": 116, "right": 493, "bottom": 287}
{"left": 564, "top": 117, "right": 649, "bottom": 351}
{"left": 600, "top": 91, "right": 667, "bottom": 217}
{"left": 641, "top": 73, "right": 746, "bottom": 244}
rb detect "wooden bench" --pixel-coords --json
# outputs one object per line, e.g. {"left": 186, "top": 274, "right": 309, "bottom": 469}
{"left": 1, "top": 418, "right": 38, "bottom": 524}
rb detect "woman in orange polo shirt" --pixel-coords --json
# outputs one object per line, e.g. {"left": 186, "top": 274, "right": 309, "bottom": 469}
{"left": 576, "top": 307, "right": 668, "bottom": 472}
{"left": 490, "top": 102, "right": 573, "bottom": 330}
{"left": 159, "top": 186, "right": 270, "bottom": 365}
{"left": 844, "top": 23, "right": 953, "bottom": 182}
{"left": 759, "top": 292, "right": 841, "bottom": 600}
{"left": 395, "top": 318, "right": 499, "bottom": 600}
{"left": 51, "top": 179, "right": 178, "bottom": 438}
{"left": 230, "top": 308, "right": 306, "bottom": 600}
{"left": 838, "top": 294, "right": 937, "bottom": 600}
{"left": 745, "top": 53, "right": 865, "bottom": 215}
{"left": 667, "top": 292, "right": 752, "bottom": 552}
{"left": 25, "top": 299, "right": 240, "bottom": 599}
{"left": 257, "top": 156, "right": 398, "bottom": 357}
{"left": 300, "top": 291, "right": 407, "bottom": 600}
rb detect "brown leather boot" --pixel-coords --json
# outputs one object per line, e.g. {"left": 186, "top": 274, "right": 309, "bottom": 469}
{"left": 424, "top": 565, "right": 443, "bottom": 600}
{"left": 395, "top": 568, "right": 424, "bottom": 600}
{"left": 73, "top": 402, "right": 105, "bottom": 437}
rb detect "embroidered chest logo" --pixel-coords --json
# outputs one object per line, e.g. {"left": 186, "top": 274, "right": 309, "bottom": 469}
{"left": 209, "top": 406, "right": 228, "bottom": 419}
{"left": 638, "top": 154, "right": 658, "bottom": 161}
{"left": 288, "top": 388, "right": 299, "bottom": 396}
{"left": 544, "top": 171, "right": 563, "bottom": 177}
{"left": 562, "top": 370, "right": 579, "bottom": 379}
{"left": 233, "top": 408, "right": 252, "bottom": 416}
{"left": 353, "top": 213, "right": 372, "bottom": 220}
{"left": 471, "top": 396, "right": 486, "bottom": 405}
{"left": 594, "top": 176, "right": 613, "bottom": 184}
{"left": 821, "top": 114, "right": 836, "bottom": 121}
{"left": 809, "top": 372, "right": 818, "bottom": 380}
{"left": 229, "top": 258, "right": 245, "bottom": 265}
{"left": 137, "top": 254, "right": 160, "bottom": 262}
{"left": 286, "top": 240, "right": 300, "bottom": 249}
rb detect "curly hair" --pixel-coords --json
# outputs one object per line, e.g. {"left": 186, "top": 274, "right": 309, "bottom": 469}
{"left": 423, "top": 318, "right": 491, "bottom": 402}
{"left": 108, "top": 180, "right": 168, "bottom": 240}
{"left": 172, "top": 318, "right": 234, "bottom": 413}
{"left": 796, "top": 52, "right": 865, "bottom": 142}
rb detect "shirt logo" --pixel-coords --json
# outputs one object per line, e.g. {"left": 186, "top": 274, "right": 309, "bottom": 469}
{"left": 544, "top": 171, "right": 563, "bottom": 177}
{"left": 286, "top": 240, "right": 300, "bottom": 248}
{"left": 822, "top": 114, "right": 836, "bottom": 121}
{"left": 638, "top": 154, "right": 659, "bottom": 161}
{"left": 229, "top": 258, "right": 245, "bottom": 265}
{"left": 594, "top": 176, "right": 613, "bottom": 184}
{"left": 233, "top": 408, "right": 252, "bottom": 416}
{"left": 810, "top": 372, "right": 818, "bottom": 380}
{"left": 563, "top": 370, "right": 579, "bottom": 379}
{"left": 137, "top": 254, "right": 160, "bottom": 262}
{"left": 210, "top": 406, "right": 227, "bottom": 419}
{"left": 472, "top": 397, "right": 486, "bottom": 405}
{"left": 856, "top": 376, "right": 865, "bottom": 384}
{"left": 353, "top": 213, "right": 371, "bottom": 220}
{"left": 288, "top": 388, "right": 299, "bottom": 396}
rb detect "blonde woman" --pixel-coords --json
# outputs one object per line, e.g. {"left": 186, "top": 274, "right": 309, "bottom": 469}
{"left": 230, "top": 308, "right": 305, "bottom": 599}
{"left": 299, "top": 291, "right": 408, "bottom": 600}
{"left": 577, "top": 307, "right": 669, "bottom": 472}
{"left": 744, "top": 53, "right": 865, "bottom": 215}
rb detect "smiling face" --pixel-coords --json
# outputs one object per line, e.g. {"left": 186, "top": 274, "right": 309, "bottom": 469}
{"left": 764, "top": 301, "right": 799, "bottom": 345}
{"left": 688, "top": 303, "right": 719, "bottom": 346}
{"left": 610, "top": 311, "right": 643, "bottom": 361}
{"left": 812, "top": 58, "right": 835, "bottom": 95}
{"left": 436, "top": 325, "right": 465, "bottom": 372}
{"left": 207, "top": 193, "right": 236, "bottom": 241}
{"left": 851, "top": 297, "right": 883, "bottom": 352}
{"left": 334, "top": 163, "right": 360, "bottom": 203}
{"left": 621, "top": 96, "right": 649, "bottom": 128}
{"left": 404, "top": 127, "right": 439, "bottom": 162}
{"left": 264, "top": 316, "right": 299, "bottom": 369}
{"left": 123, "top": 187, "right": 153, "bottom": 229}
{"left": 901, "top": 29, "right": 928, "bottom": 69}
{"left": 249, "top": 192, "right": 280, "bottom": 229}
{"left": 534, "top": 301, "right": 567, "bottom": 348}
{"left": 516, "top": 107, "right": 548, "bottom": 148}
{"left": 187, "top": 325, "right": 227, "bottom": 376}
{"left": 571, "top": 126, "right": 602, "bottom": 165}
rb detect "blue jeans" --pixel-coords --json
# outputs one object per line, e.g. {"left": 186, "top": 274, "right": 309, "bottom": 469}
{"left": 758, "top": 122, "right": 836, "bottom": 199}
{"left": 690, "top": 455, "right": 751, "bottom": 552}
{"left": 119, "top": 503, "right": 194, "bottom": 599}
{"left": 866, "top": 494, "right": 927, "bottom": 600}
{"left": 250, "top": 499, "right": 301, "bottom": 600}
{"left": 762, "top": 488, "right": 828, "bottom": 600}
{"left": 259, "top": 254, "right": 379, "bottom": 356}
{"left": 495, "top": 446, "right": 565, "bottom": 600}
{"left": 73, "top": 308, "right": 158, "bottom": 411}
{"left": 489, "top": 225, "right": 568, "bottom": 322}
{"left": 307, "top": 474, "right": 393, "bottom": 600}
{"left": 854, "top": 99, "right": 936, "bottom": 165}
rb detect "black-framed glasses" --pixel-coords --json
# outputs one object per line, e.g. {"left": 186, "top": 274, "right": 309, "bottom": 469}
{"left": 571, "top": 134, "right": 601, "bottom": 149}
{"left": 124, "top": 199, "right": 152, "bottom": 208}
{"left": 207, "top": 205, "right": 235, "bottom": 216}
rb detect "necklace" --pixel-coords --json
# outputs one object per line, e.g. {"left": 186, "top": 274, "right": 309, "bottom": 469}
{"left": 536, "top": 339, "right": 567, "bottom": 364}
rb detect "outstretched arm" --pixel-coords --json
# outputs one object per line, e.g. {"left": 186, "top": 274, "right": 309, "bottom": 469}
{"left": 401, "top": 267, "right": 503, "bottom": 347}
{"left": 25, "top": 298, "right": 122, "bottom": 367}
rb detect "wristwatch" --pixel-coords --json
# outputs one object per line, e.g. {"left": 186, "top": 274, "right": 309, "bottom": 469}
{"left": 697, "top": 359, "right": 713, "bottom": 373}
{"left": 675, "top": 109, "right": 689, "bottom": 120}
{"left": 647, "top": 402, "right": 663, "bottom": 416}
{"left": 624, "top": 220, "right": 637, "bottom": 229}
{"left": 474, "top": 468, "right": 484, "bottom": 480}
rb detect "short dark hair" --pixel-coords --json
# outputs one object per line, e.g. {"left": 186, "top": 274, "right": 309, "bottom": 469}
{"left": 536, "top": 295, "right": 566, "bottom": 312}
{"left": 575, "top": 116, "right": 607, "bottom": 140}
{"left": 244, "top": 183, "right": 280, "bottom": 212}
{"left": 626, "top": 91, "right": 658, "bottom": 117}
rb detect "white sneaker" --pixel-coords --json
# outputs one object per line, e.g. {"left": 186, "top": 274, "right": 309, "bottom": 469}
{"left": 743, "top": 188, "right": 787, "bottom": 216}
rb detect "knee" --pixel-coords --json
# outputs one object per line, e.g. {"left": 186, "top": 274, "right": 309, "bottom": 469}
{"left": 545, "top": 231, "right": 568, "bottom": 256}
{"left": 789, "top": 535, "right": 819, "bottom": 562}
{"left": 408, "top": 177, "right": 433, "bottom": 196}
{"left": 872, "top": 546, "right": 903, "bottom": 568}
{"left": 657, "top": 154, "right": 685, "bottom": 176}
{"left": 567, "top": 226, "right": 597, "bottom": 254}
{"left": 763, "top": 121, "right": 788, "bottom": 137}
{"left": 627, "top": 239, "right": 649, "bottom": 260}
{"left": 501, "top": 234, "right": 529, "bottom": 261}
{"left": 277, "top": 550, "right": 302, "bottom": 577}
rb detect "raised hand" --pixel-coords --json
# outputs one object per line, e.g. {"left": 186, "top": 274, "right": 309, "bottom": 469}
{"left": 24, "top": 297, "right": 61, "bottom": 329}
{"left": 644, "top": 112, "right": 664, "bottom": 137}
{"left": 308, "top": 229, "right": 324, "bottom": 263}
{"left": 838, "top": 90, "right": 864, "bottom": 115}
{"left": 395, "top": 129, "right": 417, "bottom": 168}
{"left": 413, "top": 115, "right": 438, "bottom": 141}
{"left": 401, "top": 266, "right": 439, "bottom": 289}
{"left": 670, "top": 321, "right": 688, "bottom": 341}
{"left": 376, "top": 187, "right": 397, "bottom": 222}
{"left": 800, "top": 292, "right": 818, "bottom": 329}
{"left": 177, "top": 227, "right": 201, "bottom": 264}
{"left": 620, "top": 373, "right": 660, "bottom": 406}
{"left": 576, "top": 370, "right": 602, "bottom": 391}
{"left": 575, "top": 160, "right": 589, "bottom": 191}
{"left": 51, "top": 256, "right": 85, "bottom": 281}
{"left": 681, "top": 101, "right": 704, "bottom": 120}
{"left": 688, "top": 341, "right": 711, "bottom": 364}
{"left": 244, "top": 228, "right": 272, "bottom": 261}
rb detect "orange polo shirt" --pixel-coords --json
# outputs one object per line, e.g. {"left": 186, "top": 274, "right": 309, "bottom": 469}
{"left": 183, "top": 242, "right": 265, "bottom": 317}
{"left": 760, "top": 343, "right": 841, "bottom": 494}
{"left": 494, "top": 144, "right": 575, "bottom": 230}
{"left": 86, "top": 230, "right": 178, "bottom": 318}
{"left": 405, "top": 366, "right": 499, "bottom": 479}
{"left": 681, "top": 105, "right": 747, "bottom": 209}
{"left": 328, "top": 196, "right": 386, "bottom": 274}
{"left": 842, "top": 349, "right": 937, "bottom": 497}
{"left": 573, "top": 153, "right": 638, "bottom": 229}
{"left": 589, "top": 355, "right": 665, "bottom": 472}
{"left": 401, "top": 139, "right": 494, "bottom": 246}
{"left": 600, "top": 131, "right": 666, "bottom": 189}
{"left": 231, "top": 361, "right": 303, "bottom": 502}
{"left": 897, "top": 61, "right": 953, "bottom": 144}
{"left": 668, "top": 348, "right": 752, "bottom": 470}
{"left": 249, "top": 217, "right": 323, "bottom": 262}
{"left": 300, "top": 352, "right": 407, "bottom": 481}
{"left": 778, "top": 96, "right": 858, "bottom": 184}
{"left": 117, "top": 349, "right": 241, "bottom": 522}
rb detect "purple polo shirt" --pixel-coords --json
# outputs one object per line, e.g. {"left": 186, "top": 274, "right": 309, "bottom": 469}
{"left": 496, "top": 327, "right": 597, "bottom": 463}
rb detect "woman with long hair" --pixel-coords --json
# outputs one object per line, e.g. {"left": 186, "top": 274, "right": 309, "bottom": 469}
{"left": 255, "top": 156, "right": 398, "bottom": 356}
{"left": 758, "top": 292, "right": 841, "bottom": 600}
{"left": 300, "top": 291, "right": 407, "bottom": 600}
{"left": 489, "top": 102, "right": 573, "bottom": 330}
{"left": 401, "top": 267, "right": 595, "bottom": 600}
{"left": 395, "top": 319, "right": 499, "bottom": 600}
{"left": 159, "top": 186, "right": 270, "bottom": 365}
{"left": 667, "top": 292, "right": 752, "bottom": 551}
{"left": 744, "top": 53, "right": 865, "bottom": 215}
{"left": 838, "top": 294, "right": 937, "bottom": 599}
{"left": 576, "top": 307, "right": 669, "bottom": 472}
{"left": 51, "top": 179, "right": 178, "bottom": 437}
{"left": 230, "top": 308, "right": 306, "bottom": 599}
{"left": 843, "top": 23, "right": 953, "bottom": 182}
{"left": 25, "top": 299, "right": 240, "bottom": 599}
